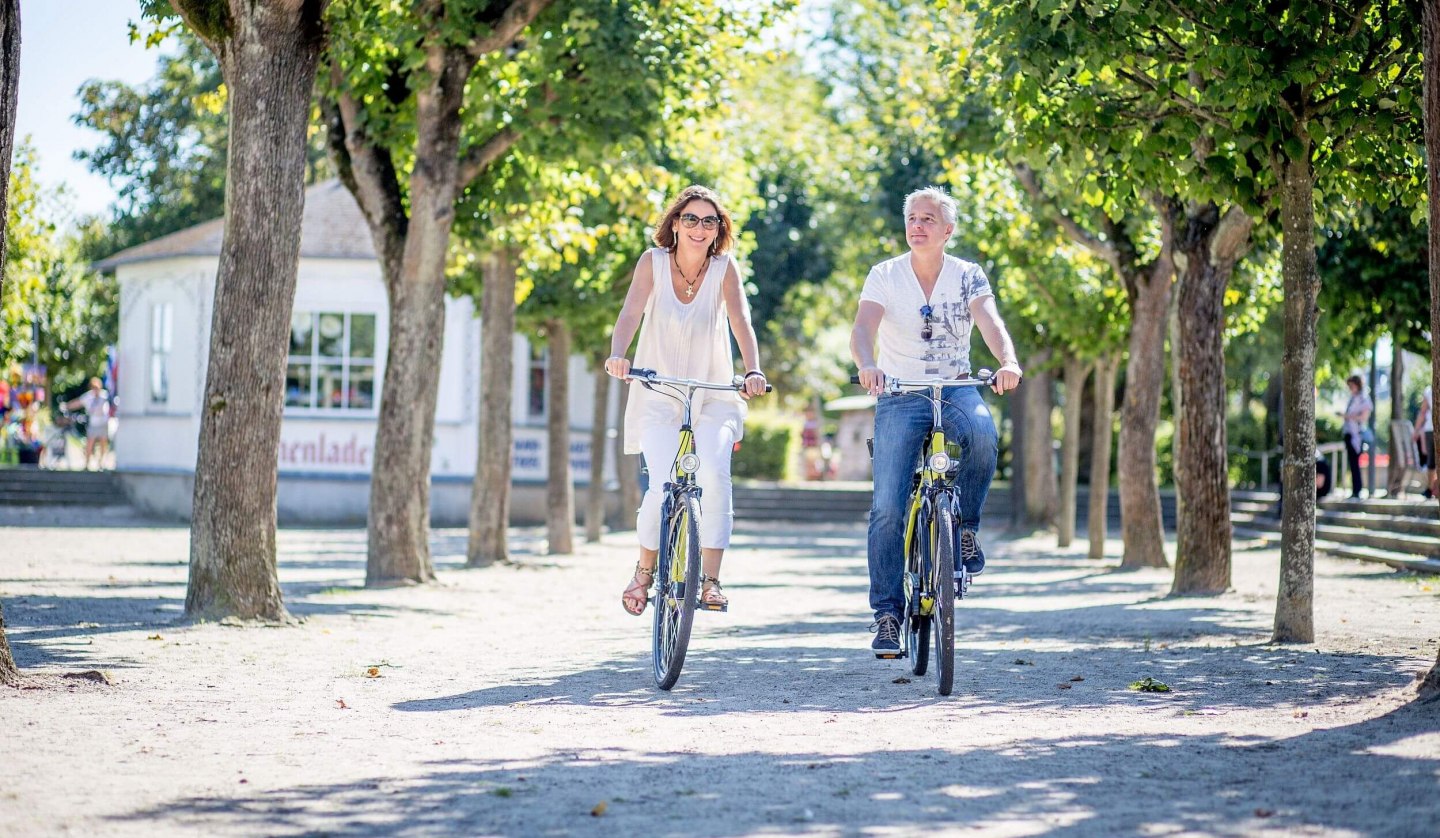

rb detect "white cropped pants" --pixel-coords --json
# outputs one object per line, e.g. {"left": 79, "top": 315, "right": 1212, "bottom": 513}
{"left": 635, "top": 407, "right": 741, "bottom": 551}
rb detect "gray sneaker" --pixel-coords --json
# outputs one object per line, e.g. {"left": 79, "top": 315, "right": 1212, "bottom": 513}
{"left": 870, "top": 615, "right": 902, "bottom": 657}
{"left": 960, "top": 529, "right": 986, "bottom": 576}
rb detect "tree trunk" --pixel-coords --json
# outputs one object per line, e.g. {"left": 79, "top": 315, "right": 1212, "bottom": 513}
{"left": 1010, "top": 378, "right": 1028, "bottom": 528}
{"left": 1420, "top": 0, "right": 1440, "bottom": 693}
{"left": 180, "top": 0, "right": 327, "bottom": 620}
{"left": 1387, "top": 339, "right": 1406, "bottom": 497}
{"left": 366, "top": 51, "right": 473, "bottom": 586}
{"left": 1058, "top": 357, "right": 1089, "bottom": 547}
{"left": 0, "top": 0, "right": 21, "bottom": 682}
{"left": 0, "top": 599, "right": 16, "bottom": 687}
{"left": 615, "top": 383, "right": 640, "bottom": 528}
{"left": 585, "top": 361, "right": 610, "bottom": 542}
{"left": 468, "top": 251, "right": 517, "bottom": 566}
{"left": 1118, "top": 242, "right": 1176, "bottom": 570}
{"left": 1173, "top": 204, "right": 1253, "bottom": 595}
{"left": 1169, "top": 275, "right": 1184, "bottom": 542}
{"left": 1089, "top": 351, "right": 1119, "bottom": 559}
{"left": 1021, "top": 349, "right": 1057, "bottom": 528}
{"left": 546, "top": 320, "right": 575, "bottom": 554}
{"left": 1274, "top": 148, "right": 1320, "bottom": 644}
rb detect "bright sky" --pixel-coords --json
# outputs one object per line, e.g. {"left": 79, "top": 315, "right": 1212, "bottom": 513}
{"left": 15, "top": 1, "right": 166, "bottom": 220}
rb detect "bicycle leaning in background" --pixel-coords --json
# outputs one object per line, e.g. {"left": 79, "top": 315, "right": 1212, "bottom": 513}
{"left": 624, "top": 368, "right": 771, "bottom": 691}
{"left": 854, "top": 368, "right": 999, "bottom": 696}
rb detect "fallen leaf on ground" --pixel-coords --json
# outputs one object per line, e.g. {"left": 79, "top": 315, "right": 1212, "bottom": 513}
{"left": 1070, "top": 676, "right": 1084, "bottom": 682}
{"left": 364, "top": 667, "right": 381, "bottom": 678}
{"left": 893, "top": 677, "right": 912, "bottom": 684}
{"left": 1013, "top": 659, "right": 1033, "bottom": 666}
{"left": 63, "top": 670, "right": 113, "bottom": 685}
{"left": 1255, "top": 808, "right": 1274, "bottom": 818}
{"left": 1057, "top": 683, "right": 1072, "bottom": 690}
{"left": 146, "top": 634, "right": 163, "bottom": 641}
{"left": 1293, "top": 710, "right": 1308, "bottom": 718}
{"left": 591, "top": 802, "right": 608, "bottom": 817}
{"left": 1129, "top": 677, "right": 1171, "bottom": 693}
{"left": 336, "top": 698, "right": 350, "bottom": 709}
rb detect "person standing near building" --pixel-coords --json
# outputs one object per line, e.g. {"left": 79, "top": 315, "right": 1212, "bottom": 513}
{"left": 1341, "top": 375, "right": 1373, "bottom": 499}
{"left": 605, "top": 185, "right": 768, "bottom": 615}
{"left": 65, "top": 377, "right": 112, "bottom": 470}
{"left": 850, "top": 186, "right": 1022, "bottom": 657}
{"left": 1414, "top": 384, "right": 1435, "bottom": 498}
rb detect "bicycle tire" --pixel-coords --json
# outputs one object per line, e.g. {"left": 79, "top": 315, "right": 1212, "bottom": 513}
{"left": 907, "top": 508, "right": 931, "bottom": 676}
{"left": 653, "top": 492, "right": 701, "bottom": 690}
{"left": 932, "top": 503, "right": 957, "bottom": 696}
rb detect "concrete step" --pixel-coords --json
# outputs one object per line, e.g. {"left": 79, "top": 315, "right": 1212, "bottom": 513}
{"left": 1318, "top": 497, "right": 1440, "bottom": 519}
{"left": 1232, "top": 527, "right": 1279, "bottom": 551}
{"left": 1314, "top": 524, "right": 1440, "bottom": 559}
{"left": 1317, "top": 510, "right": 1440, "bottom": 539}
{"left": 1316, "top": 540, "right": 1440, "bottom": 574}
{"left": 0, "top": 467, "right": 126, "bottom": 506}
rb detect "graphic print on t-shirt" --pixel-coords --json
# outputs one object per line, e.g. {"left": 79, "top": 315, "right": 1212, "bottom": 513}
{"left": 859, "top": 253, "right": 994, "bottom": 380}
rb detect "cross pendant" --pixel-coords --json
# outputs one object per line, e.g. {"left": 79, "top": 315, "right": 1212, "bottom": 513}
{"left": 685, "top": 285, "right": 695, "bottom": 297}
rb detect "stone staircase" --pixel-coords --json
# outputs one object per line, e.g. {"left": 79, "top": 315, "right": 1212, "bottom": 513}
{"left": 732, "top": 481, "right": 874, "bottom": 522}
{"left": 0, "top": 466, "right": 126, "bottom": 506}
{"left": 1231, "top": 489, "right": 1440, "bottom": 573}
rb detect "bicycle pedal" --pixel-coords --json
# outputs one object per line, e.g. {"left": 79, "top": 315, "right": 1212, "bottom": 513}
{"left": 699, "top": 602, "right": 728, "bottom": 613}
{"left": 874, "top": 651, "right": 906, "bottom": 660}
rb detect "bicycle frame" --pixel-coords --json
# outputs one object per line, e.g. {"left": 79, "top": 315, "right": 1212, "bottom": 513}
{"left": 625, "top": 367, "right": 768, "bottom": 689}
{"left": 888, "top": 375, "right": 991, "bottom": 597}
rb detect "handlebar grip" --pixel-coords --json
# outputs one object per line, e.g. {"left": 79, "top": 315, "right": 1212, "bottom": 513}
{"left": 628, "top": 367, "right": 656, "bottom": 378}
{"left": 849, "top": 375, "right": 861, "bottom": 385}
{"left": 764, "top": 385, "right": 774, "bottom": 393}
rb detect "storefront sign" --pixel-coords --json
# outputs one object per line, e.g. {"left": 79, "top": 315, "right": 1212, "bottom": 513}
{"left": 278, "top": 432, "right": 373, "bottom": 470}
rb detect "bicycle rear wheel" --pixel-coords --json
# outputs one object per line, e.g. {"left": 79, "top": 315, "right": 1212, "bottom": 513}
{"left": 653, "top": 492, "right": 701, "bottom": 690}
{"left": 906, "top": 509, "right": 931, "bottom": 676}
{"left": 932, "top": 504, "right": 957, "bottom": 696}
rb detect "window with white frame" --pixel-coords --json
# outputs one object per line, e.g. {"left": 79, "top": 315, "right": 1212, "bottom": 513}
{"left": 286, "top": 311, "right": 377, "bottom": 412}
{"left": 149, "top": 302, "right": 173, "bottom": 405}
{"left": 527, "top": 343, "right": 547, "bottom": 419}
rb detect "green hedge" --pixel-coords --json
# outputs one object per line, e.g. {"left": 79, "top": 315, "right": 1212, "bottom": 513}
{"left": 732, "top": 412, "right": 801, "bottom": 481}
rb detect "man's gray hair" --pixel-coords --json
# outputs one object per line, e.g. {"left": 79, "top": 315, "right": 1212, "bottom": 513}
{"left": 903, "top": 186, "right": 958, "bottom": 226}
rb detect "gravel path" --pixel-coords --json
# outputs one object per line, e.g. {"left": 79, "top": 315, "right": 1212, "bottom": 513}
{"left": 3, "top": 509, "right": 1438, "bottom": 837}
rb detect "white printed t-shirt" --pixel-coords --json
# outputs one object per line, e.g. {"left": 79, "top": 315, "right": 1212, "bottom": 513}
{"left": 859, "top": 253, "right": 993, "bottom": 379}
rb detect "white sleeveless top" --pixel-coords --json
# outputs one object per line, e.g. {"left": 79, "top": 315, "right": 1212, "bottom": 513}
{"left": 623, "top": 248, "right": 745, "bottom": 454}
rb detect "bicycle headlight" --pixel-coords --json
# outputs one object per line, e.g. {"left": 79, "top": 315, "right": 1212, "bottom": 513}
{"left": 928, "top": 451, "right": 951, "bottom": 474}
{"left": 679, "top": 453, "right": 701, "bottom": 474}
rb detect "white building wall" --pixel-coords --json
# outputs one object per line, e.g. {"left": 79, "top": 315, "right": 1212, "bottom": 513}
{"left": 113, "top": 253, "right": 624, "bottom": 523}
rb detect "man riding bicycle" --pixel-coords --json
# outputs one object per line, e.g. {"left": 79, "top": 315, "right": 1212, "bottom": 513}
{"left": 850, "top": 186, "right": 1023, "bottom": 656}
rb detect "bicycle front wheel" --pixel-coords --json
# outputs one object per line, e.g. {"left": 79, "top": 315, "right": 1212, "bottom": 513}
{"left": 932, "top": 503, "right": 957, "bottom": 696}
{"left": 653, "top": 492, "right": 702, "bottom": 690}
{"left": 906, "top": 509, "right": 931, "bottom": 676}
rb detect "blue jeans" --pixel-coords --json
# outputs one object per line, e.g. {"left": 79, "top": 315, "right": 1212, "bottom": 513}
{"left": 868, "top": 385, "right": 998, "bottom": 621}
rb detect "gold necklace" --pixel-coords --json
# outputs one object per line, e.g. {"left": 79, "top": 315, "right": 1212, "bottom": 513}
{"left": 674, "top": 252, "right": 708, "bottom": 298}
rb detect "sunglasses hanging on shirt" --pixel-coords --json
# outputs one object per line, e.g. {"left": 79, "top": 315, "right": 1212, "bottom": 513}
{"left": 920, "top": 305, "right": 934, "bottom": 342}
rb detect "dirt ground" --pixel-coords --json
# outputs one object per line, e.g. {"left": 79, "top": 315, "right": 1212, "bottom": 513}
{"left": 3, "top": 504, "right": 1438, "bottom": 837}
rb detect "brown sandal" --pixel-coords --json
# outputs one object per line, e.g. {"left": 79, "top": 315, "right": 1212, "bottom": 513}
{"left": 622, "top": 562, "right": 655, "bottom": 616}
{"left": 699, "top": 575, "right": 728, "bottom": 612}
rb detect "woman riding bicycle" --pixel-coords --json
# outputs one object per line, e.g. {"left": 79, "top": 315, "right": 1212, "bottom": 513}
{"left": 604, "top": 185, "right": 768, "bottom": 616}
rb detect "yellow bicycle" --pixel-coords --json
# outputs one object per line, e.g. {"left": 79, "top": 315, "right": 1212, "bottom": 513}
{"left": 626, "top": 368, "right": 770, "bottom": 690}
{"left": 857, "top": 369, "right": 995, "bottom": 696}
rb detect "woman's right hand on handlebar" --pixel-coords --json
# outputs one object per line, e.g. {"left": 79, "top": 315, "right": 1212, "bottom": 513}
{"left": 857, "top": 365, "right": 886, "bottom": 396}
{"left": 604, "top": 356, "right": 631, "bottom": 379}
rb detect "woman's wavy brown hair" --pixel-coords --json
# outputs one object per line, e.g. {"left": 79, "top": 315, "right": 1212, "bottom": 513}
{"left": 652, "top": 185, "right": 735, "bottom": 255}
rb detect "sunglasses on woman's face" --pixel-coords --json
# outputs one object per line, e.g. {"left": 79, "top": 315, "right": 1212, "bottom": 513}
{"left": 679, "top": 213, "right": 721, "bottom": 231}
{"left": 920, "top": 305, "right": 934, "bottom": 342}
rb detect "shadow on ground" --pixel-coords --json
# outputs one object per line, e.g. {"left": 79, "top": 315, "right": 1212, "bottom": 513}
{"left": 123, "top": 703, "right": 1440, "bottom": 836}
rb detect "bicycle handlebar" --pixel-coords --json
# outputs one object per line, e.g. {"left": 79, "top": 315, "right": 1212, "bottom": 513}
{"left": 849, "top": 369, "right": 997, "bottom": 392}
{"left": 627, "top": 368, "right": 773, "bottom": 394}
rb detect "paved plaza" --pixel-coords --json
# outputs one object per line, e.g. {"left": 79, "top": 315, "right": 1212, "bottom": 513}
{"left": 3, "top": 507, "right": 1438, "bottom": 836}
